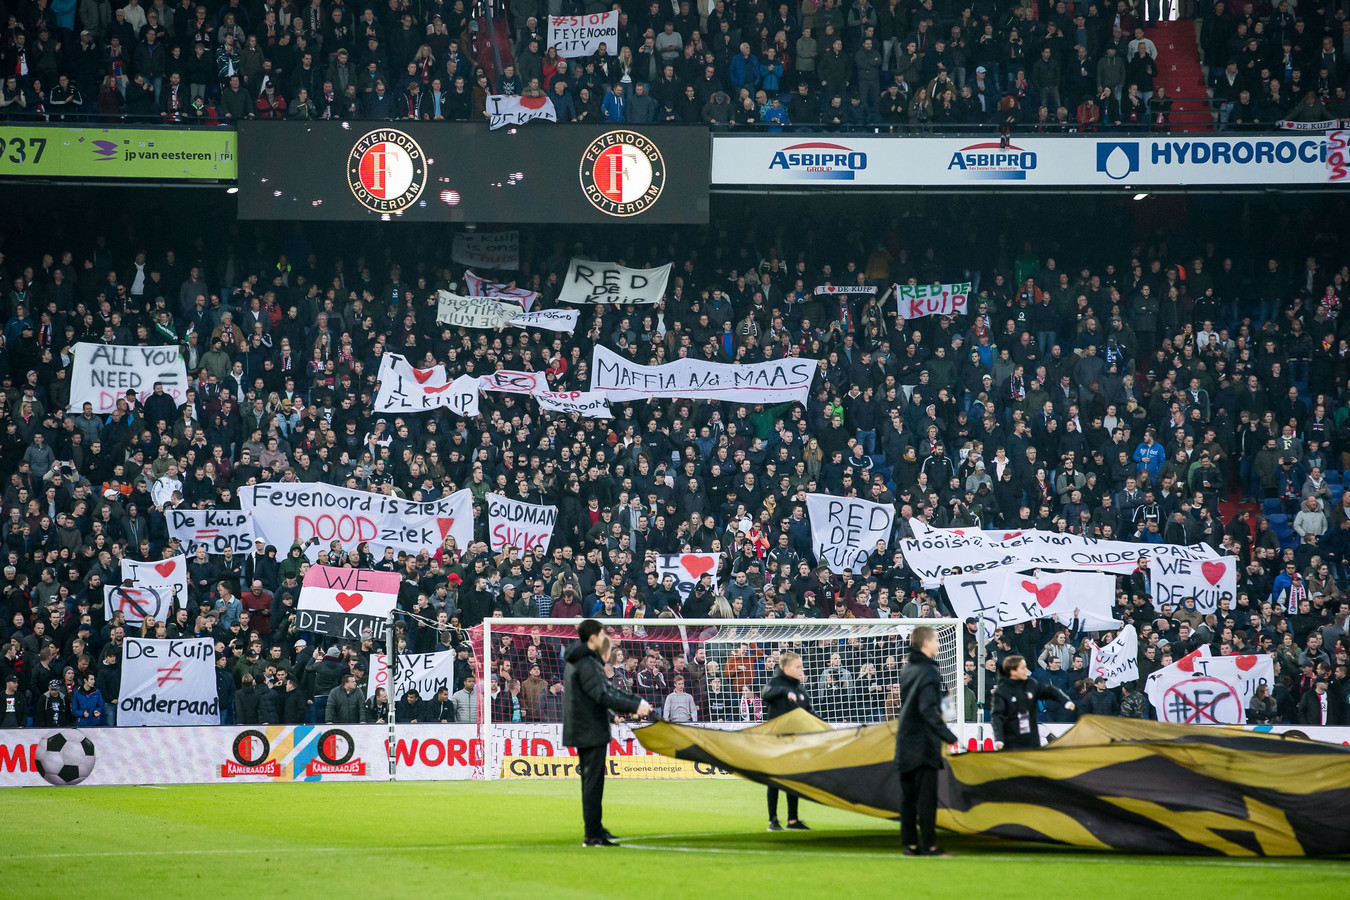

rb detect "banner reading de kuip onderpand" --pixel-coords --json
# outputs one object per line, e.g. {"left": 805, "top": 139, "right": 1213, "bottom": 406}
{"left": 804, "top": 494, "right": 893, "bottom": 573}
{"left": 590, "top": 345, "right": 813, "bottom": 404}
{"left": 69, "top": 342, "right": 189, "bottom": 414}
{"left": 240, "top": 483, "right": 473, "bottom": 560}
{"left": 119, "top": 638, "right": 219, "bottom": 726}
{"left": 549, "top": 11, "right": 619, "bottom": 57}
{"left": 559, "top": 259, "right": 671, "bottom": 305}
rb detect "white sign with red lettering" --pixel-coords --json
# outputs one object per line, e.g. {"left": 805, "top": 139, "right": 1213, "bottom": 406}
{"left": 487, "top": 493, "right": 557, "bottom": 553}
{"left": 298, "top": 566, "right": 401, "bottom": 641}
{"left": 69, "top": 343, "right": 188, "bottom": 414}
{"left": 895, "top": 282, "right": 972, "bottom": 319}
{"left": 486, "top": 95, "right": 557, "bottom": 131}
{"left": 109, "top": 555, "right": 189, "bottom": 624}
{"left": 943, "top": 568, "right": 1119, "bottom": 633}
{"left": 1147, "top": 552, "right": 1236, "bottom": 615}
{"left": 374, "top": 354, "right": 479, "bottom": 417}
{"left": 478, "top": 370, "right": 545, "bottom": 394}
{"left": 1145, "top": 646, "right": 1274, "bottom": 725}
{"left": 532, "top": 390, "right": 610, "bottom": 418}
{"left": 465, "top": 270, "right": 538, "bottom": 311}
{"left": 549, "top": 11, "right": 619, "bottom": 57}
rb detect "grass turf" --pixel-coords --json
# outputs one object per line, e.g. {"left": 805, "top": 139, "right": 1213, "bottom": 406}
{"left": 1, "top": 779, "right": 1337, "bottom": 898}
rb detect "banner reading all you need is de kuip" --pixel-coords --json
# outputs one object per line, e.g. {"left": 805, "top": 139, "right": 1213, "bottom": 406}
{"left": 0, "top": 125, "right": 235, "bottom": 180}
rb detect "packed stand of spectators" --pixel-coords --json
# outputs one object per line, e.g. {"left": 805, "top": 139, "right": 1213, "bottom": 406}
{"left": 2, "top": 0, "right": 1342, "bottom": 128}
{"left": 0, "top": 195, "right": 1348, "bottom": 731}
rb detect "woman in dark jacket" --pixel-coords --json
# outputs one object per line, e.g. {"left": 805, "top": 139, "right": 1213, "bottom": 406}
{"left": 895, "top": 626, "right": 959, "bottom": 856}
{"left": 990, "top": 654, "right": 1074, "bottom": 751}
{"left": 760, "top": 651, "right": 813, "bottom": 830}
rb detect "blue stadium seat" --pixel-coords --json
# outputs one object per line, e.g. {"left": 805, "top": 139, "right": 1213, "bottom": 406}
{"left": 1262, "top": 498, "right": 1283, "bottom": 517}
{"left": 1327, "top": 472, "right": 1343, "bottom": 487}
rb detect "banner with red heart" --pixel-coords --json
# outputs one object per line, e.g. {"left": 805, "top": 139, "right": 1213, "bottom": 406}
{"left": 298, "top": 565, "right": 401, "bottom": 640}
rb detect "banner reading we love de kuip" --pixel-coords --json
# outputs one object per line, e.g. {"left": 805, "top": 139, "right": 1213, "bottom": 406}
{"left": 298, "top": 565, "right": 400, "bottom": 641}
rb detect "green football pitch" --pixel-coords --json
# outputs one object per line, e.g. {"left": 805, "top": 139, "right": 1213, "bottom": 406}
{"left": 2, "top": 779, "right": 1337, "bottom": 898}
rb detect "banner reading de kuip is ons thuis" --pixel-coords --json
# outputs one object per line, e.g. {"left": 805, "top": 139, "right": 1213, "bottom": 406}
{"left": 69, "top": 342, "right": 189, "bottom": 414}
{"left": 451, "top": 231, "right": 519, "bottom": 269}
{"left": 167, "top": 509, "right": 255, "bottom": 556}
{"left": 486, "top": 493, "right": 558, "bottom": 552}
{"left": 298, "top": 565, "right": 401, "bottom": 641}
{"left": 241, "top": 483, "right": 473, "bottom": 560}
{"left": 119, "top": 637, "right": 219, "bottom": 726}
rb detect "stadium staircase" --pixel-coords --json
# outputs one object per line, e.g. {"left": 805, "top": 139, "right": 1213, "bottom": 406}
{"left": 1150, "top": 20, "right": 1211, "bottom": 132}
{"left": 474, "top": 11, "right": 515, "bottom": 91}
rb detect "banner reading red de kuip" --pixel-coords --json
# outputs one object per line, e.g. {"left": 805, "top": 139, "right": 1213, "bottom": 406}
{"left": 299, "top": 565, "right": 400, "bottom": 640}
{"left": 241, "top": 483, "right": 473, "bottom": 561}
{"left": 895, "top": 281, "right": 972, "bottom": 319}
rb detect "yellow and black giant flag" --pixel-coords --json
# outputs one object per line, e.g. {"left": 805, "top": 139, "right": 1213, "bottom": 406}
{"left": 636, "top": 713, "right": 1350, "bottom": 856}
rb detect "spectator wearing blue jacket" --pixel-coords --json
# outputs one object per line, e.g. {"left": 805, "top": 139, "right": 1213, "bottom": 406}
{"left": 727, "top": 43, "right": 762, "bottom": 96}
{"left": 601, "top": 83, "right": 626, "bottom": 122}
{"left": 1133, "top": 430, "right": 1164, "bottom": 482}
{"left": 72, "top": 674, "right": 105, "bottom": 727}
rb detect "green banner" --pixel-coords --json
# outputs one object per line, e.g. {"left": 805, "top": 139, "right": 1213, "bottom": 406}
{"left": 0, "top": 126, "right": 235, "bottom": 180}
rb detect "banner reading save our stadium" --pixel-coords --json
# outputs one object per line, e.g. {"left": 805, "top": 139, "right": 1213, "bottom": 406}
{"left": 711, "top": 134, "right": 1340, "bottom": 186}
{"left": 0, "top": 125, "right": 235, "bottom": 179}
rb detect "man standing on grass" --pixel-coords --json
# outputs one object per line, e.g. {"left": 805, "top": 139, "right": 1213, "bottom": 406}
{"left": 895, "top": 625, "right": 959, "bottom": 857}
{"left": 563, "top": 619, "right": 650, "bottom": 847}
{"left": 761, "top": 650, "right": 812, "bottom": 831}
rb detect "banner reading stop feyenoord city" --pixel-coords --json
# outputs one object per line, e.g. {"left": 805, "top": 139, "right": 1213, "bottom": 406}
{"left": 69, "top": 343, "right": 189, "bottom": 414}
{"left": 804, "top": 494, "right": 893, "bottom": 573}
{"left": 559, "top": 260, "right": 671, "bottom": 304}
{"left": 896, "top": 282, "right": 973, "bottom": 319}
{"left": 591, "top": 345, "right": 813, "bottom": 404}
{"left": 487, "top": 493, "right": 557, "bottom": 552}
{"left": 373, "top": 353, "right": 479, "bottom": 417}
{"left": 899, "top": 527, "right": 1221, "bottom": 586}
{"left": 549, "top": 11, "right": 618, "bottom": 57}
{"left": 532, "top": 390, "right": 610, "bottom": 418}
{"left": 486, "top": 95, "right": 557, "bottom": 131}
{"left": 1088, "top": 624, "right": 1139, "bottom": 688}
{"left": 109, "top": 555, "right": 189, "bottom": 624}
{"left": 119, "top": 638, "right": 218, "bottom": 726}
{"left": 167, "top": 509, "right": 255, "bottom": 556}
{"left": 1147, "top": 551, "right": 1236, "bottom": 615}
{"left": 656, "top": 553, "right": 721, "bottom": 599}
{"left": 241, "top": 483, "right": 473, "bottom": 561}
{"left": 1145, "top": 646, "right": 1274, "bottom": 725}
{"left": 510, "top": 308, "right": 579, "bottom": 332}
{"left": 465, "top": 270, "right": 538, "bottom": 310}
{"left": 451, "top": 231, "right": 519, "bottom": 269}
{"left": 435, "top": 291, "right": 524, "bottom": 329}
{"left": 943, "top": 569, "right": 1119, "bottom": 633}
{"left": 298, "top": 565, "right": 400, "bottom": 640}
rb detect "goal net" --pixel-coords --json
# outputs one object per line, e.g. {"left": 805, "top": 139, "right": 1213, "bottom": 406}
{"left": 476, "top": 618, "right": 964, "bottom": 779}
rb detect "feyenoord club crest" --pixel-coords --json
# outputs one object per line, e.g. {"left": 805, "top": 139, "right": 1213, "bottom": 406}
{"left": 346, "top": 129, "right": 428, "bottom": 213}
{"left": 578, "top": 130, "right": 665, "bottom": 217}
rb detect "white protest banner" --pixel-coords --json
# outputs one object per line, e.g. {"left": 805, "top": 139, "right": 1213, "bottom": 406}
{"left": 1276, "top": 119, "right": 1341, "bottom": 131}
{"left": 69, "top": 343, "right": 188, "bottom": 414}
{"left": 374, "top": 354, "right": 479, "bottom": 417}
{"left": 591, "top": 345, "right": 813, "bottom": 405}
{"left": 465, "top": 270, "right": 538, "bottom": 311}
{"left": 298, "top": 565, "right": 400, "bottom": 641}
{"left": 110, "top": 555, "right": 189, "bottom": 624}
{"left": 1147, "top": 551, "right": 1236, "bottom": 615}
{"left": 896, "top": 282, "right": 973, "bottom": 319}
{"left": 656, "top": 553, "right": 720, "bottom": 599}
{"left": 1088, "top": 624, "right": 1138, "bottom": 688}
{"left": 486, "top": 94, "right": 557, "bottom": 131}
{"left": 451, "top": 231, "right": 519, "bottom": 269}
{"left": 1145, "top": 647, "right": 1274, "bottom": 725}
{"left": 167, "top": 509, "right": 255, "bottom": 556}
{"left": 804, "top": 494, "right": 893, "bottom": 573}
{"left": 479, "top": 370, "right": 545, "bottom": 394}
{"left": 813, "top": 284, "right": 876, "bottom": 296}
{"left": 435, "top": 291, "right": 524, "bottom": 329}
{"left": 549, "top": 11, "right": 618, "bottom": 57}
{"left": 371, "top": 650, "right": 460, "bottom": 703}
{"left": 532, "top": 389, "right": 610, "bottom": 418}
{"left": 943, "top": 569, "right": 1119, "bottom": 633}
{"left": 510, "top": 308, "right": 579, "bottom": 332}
{"left": 487, "top": 493, "right": 558, "bottom": 553}
{"left": 241, "top": 483, "right": 473, "bottom": 561}
{"left": 119, "top": 637, "right": 218, "bottom": 726}
{"left": 559, "top": 260, "right": 671, "bottom": 305}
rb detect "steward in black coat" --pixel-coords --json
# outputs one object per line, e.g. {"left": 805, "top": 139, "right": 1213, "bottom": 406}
{"left": 991, "top": 674, "right": 1071, "bottom": 750}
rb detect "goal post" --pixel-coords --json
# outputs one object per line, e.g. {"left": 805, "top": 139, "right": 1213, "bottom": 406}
{"left": 477, "top": 618, "right": 965, "bottom": 779}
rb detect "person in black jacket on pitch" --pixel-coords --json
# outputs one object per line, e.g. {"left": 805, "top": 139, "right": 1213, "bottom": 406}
{"left": 761, "top": 650, "right": 812, "bottom": 831}
{"left": 895, "top": 625, "right": 960, "bottom": 857}
{"left": 563, "top": 619, "right": 650, "bottom": 847}
{"left": 990, "top": 655, "right": 1074, "bottom": 751}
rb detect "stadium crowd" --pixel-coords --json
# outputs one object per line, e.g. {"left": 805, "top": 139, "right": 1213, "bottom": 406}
{"left": 1, "top": 0, "right": 1345, "bottom": 128}
{"left": 0, "top": 190, "right": 1348, "bottom": 732}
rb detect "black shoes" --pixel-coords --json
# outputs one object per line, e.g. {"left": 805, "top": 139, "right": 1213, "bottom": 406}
{"left": 583, "top": 837, "right": 619, "bottom": 847}
{"left": 767, "top": 820, "right": 784, "bottom": 831}
{"left": 602, "top": 830, "right": 620, "bottom": 842}
{"left": 785, "top": 820, "right": 810, "bottom": 830}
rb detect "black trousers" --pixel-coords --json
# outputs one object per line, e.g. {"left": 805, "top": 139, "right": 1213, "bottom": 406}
{"left": 577, "top": 744, "right": 607, "bottom": 840}
{"left": 767, "top": 784, "right": 799, "bottom": 821}
{"left": 899, "top": 765, "right": 939, "bottom": 848}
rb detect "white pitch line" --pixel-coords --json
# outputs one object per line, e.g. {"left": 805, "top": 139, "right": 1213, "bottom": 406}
{"left": 7, "top": 843, "right": 501, "bottom": 861}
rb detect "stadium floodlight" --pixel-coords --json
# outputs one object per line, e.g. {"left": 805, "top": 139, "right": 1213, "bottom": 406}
{"left": 475, "top": 618, "right": 964, "bottom": 780}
